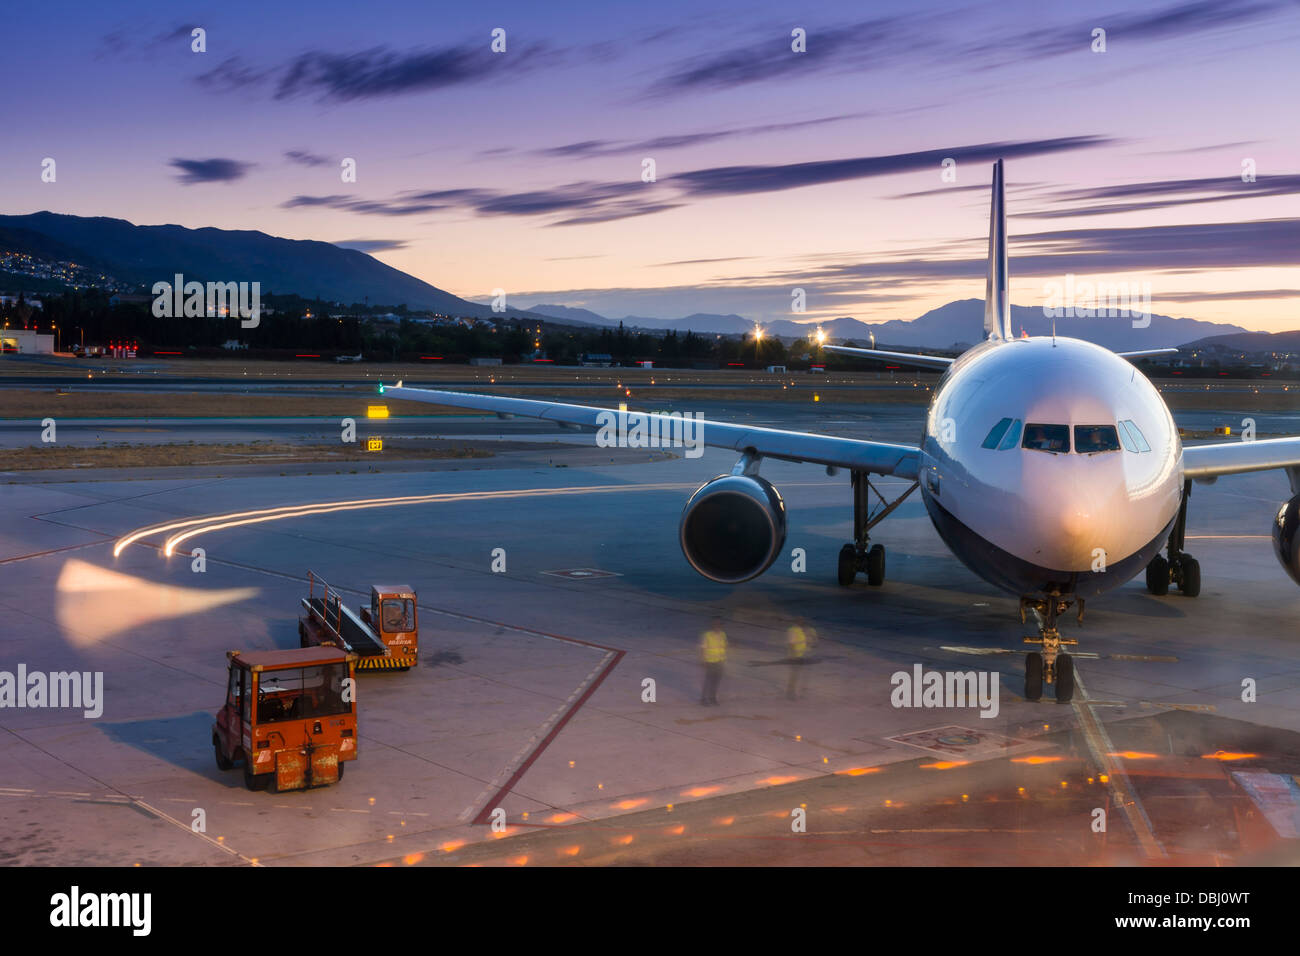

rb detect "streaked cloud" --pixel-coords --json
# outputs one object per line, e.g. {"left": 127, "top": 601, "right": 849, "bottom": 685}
{"left": 750, "top": 218, "right": 1300, "bottom": 285}
{"left": 197, "top": 42, "right": 554, "bottom": 102}
{"left": 1022, "top": 174, "right": 1300, "bottom": 218}
{"left": 650, "top": 17, "right": 928, "bottom": 95}
{"left": 332, "top": 238, "right": 409, "bottom": 252}
{"left": 529, "top": 112, "right": 876, "bottom": 159}
{"left": 168, "top": 157, "right": 254, "bottom": 184}
{"left": 652, "top": 256, "right": 757, "bottom": 267}
{"left": 674, "top": 137, "right": 1112, "bottom": 197}
{"left": 1153, "top": 289, "right": 1299, "bottom": 302}
{"left": 283, "top": 136, "right": 1112, "bottom": 225}
{"left": 649, "top": 2, "right": 1287, "bottom": 94}
{"left": 285, "top": 149, "right": 330, "bottom": 167}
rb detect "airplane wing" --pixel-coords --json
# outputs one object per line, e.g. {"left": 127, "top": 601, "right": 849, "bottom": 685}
{"left": 1182, "top": 436, "right": 1300, "bottom": 482}
{"left": 1116, "top": 348, "right": 1180, "bottom": 360}
{"left": 822, "top": 345, "right": 953, "bottom": 372}
{"left": 383, "top": 384, "right": 922, "bottom": 479}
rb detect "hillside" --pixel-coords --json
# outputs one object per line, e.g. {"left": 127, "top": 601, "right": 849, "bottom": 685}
{"left": 0, "top": 211, "right": 538, "bottom": 318}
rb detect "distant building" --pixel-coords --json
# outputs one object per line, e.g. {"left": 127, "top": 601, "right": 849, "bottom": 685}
{"left": 222, "top": 339, "right": 248, "bottom": 350}
{"left": 580, "top": 353, "right": 613, "bottom": 367}
{"left": 108, "top": 293, "right": 153, "bottom": 308}
{"left": 469, "top": 357, "right": 502, "bottom": 366}
{"left": 0, "top": 329, "right": 54, "bottom": 354}
{"left": 0, "top": 294, "right": 42, "bottom": 309}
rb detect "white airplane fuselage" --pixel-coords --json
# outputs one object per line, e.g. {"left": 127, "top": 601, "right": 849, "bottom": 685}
{"left": 919, "top": 335, "right": 1183, "bottom": 598}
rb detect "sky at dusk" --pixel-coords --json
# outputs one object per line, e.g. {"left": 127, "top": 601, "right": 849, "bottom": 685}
{"left": 3, "top": 0, "right": 1298, "bottom": 331}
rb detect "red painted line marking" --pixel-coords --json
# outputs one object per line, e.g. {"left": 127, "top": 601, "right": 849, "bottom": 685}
{"left": 97, "top": 548, "right": 630, "bottom": 827}
{"left": 472, "top": 648, "right": 625, "bottom": 826}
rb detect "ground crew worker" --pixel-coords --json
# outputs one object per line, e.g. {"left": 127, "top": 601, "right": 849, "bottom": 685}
{"left": 700, "top": 619, "right": 727, "bottom": 706}
{"left": 786, "top": 624, "right": 814, "bottom": 699}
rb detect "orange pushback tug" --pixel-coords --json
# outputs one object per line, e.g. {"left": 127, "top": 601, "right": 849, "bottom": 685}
{"left": 213, "top": 647, "right": 358, "bottom": 792}
{"left": 298, "top": 570, "right": 419, "bottom": 671}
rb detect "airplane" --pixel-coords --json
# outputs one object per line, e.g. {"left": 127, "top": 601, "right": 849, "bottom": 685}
{"left": 335, "top": 352, "right": 364, "bottom": 363}
{"left": 380, "top": 161, "right": 1300, "bottom": 703}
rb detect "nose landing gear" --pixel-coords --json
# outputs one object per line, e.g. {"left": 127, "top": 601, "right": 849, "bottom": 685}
{"left": 1021, "top": 590, "right": 1081, "bottom": 703}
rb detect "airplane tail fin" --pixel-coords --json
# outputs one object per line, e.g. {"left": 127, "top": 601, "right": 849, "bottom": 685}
{"left": 983, "top": 160, "right": 1011, "bottom": 343}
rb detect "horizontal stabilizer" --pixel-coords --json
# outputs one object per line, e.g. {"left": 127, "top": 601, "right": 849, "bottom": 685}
{"left": 1116, "top": 348, "right": 1179, "bottom": 361}
{"left": 823, "top": 344, "right": 953, "bottom": 371}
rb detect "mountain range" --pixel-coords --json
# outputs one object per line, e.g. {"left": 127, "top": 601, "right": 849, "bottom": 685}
{"left": 0, "top": 211, "right": 1260, "bottom": 350}
{"left": 528, "top": 300, "right": 1251, "bottom": 351}
{"left": 0, "top": 211, "right": 537, "bottom": 318}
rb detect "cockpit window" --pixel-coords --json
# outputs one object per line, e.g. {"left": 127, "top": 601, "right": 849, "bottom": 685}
{"left": 1074, "top": 425, "right": 1121, "bottom": 454}
{"left": 1117, "top": 421, "right": 1138, "bottom": 452}
{"left": 1022, "top": 423, "right": 1070, "bottom": 453}
{"left": 981, "top": 418, "right": 1014, "bottom": 449}
{"left": 1119, "top": 419, "right": 1150, "bottom": 453}
{"left": 982, "top": 418, "right": 1023, "bottom": 450}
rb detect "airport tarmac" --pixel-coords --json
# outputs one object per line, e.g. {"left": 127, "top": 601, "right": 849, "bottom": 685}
{"left": 1, "top": 404, "right": 1299, "bottom": 866}
{"left": 1, "top": 403, "right": 1294, "bottom": 451}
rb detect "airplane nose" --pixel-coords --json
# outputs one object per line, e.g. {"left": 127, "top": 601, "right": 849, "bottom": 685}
{"left": 1053, "top": 505, "right": 1100, "bottom": 568}
{"left": 1059, "top": 506, "right": 1092, "bottom": 543}
{"left": 1017, "top": 509, "right": 1093, "bottom": 571}
{"left": 1020, "top": 457, "right": 1125, "bottom": 571}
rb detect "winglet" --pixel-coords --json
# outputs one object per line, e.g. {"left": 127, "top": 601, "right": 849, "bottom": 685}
{"left": 984, "top": 160, "right": 1011, "bottom": 343}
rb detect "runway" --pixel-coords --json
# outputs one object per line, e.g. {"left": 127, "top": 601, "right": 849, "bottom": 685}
{"left": 1, "top": 402, "right": 1299, "bottom": 866}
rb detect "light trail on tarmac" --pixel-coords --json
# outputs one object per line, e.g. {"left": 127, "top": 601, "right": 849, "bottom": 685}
{"left": 112, "top": 481, "right": 701, "bottom": 558}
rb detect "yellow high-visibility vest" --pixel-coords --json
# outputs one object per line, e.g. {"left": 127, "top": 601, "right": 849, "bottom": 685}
{"left": 702, "top": 630, "right": 727, "bottom": 663}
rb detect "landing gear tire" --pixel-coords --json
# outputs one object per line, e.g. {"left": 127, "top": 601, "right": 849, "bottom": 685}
{"left": 1178, "top": 556, "right": 1201, "bottom": 597}
{"left": 1146, "top": 555, "right": 1170, "bottom": 595}
{"left": 866, "top": 544, "right": 886, "bottom": 586}
{"left": 214, "top": 738, "right": 233, "bottom": 771}
{"left": 837, "top": 544, "right": 857, "bottom": 586}
{"left": 1055, "top": 653, "right": 1075, "bottom": 703}
{"left": 1025, "top": 653, "right": 1044, "bottom": 702}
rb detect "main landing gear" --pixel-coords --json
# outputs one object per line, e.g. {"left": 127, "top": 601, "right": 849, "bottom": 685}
{"left": 1021, "top": 589, "right": 1082, "bottom": 703}
{"left": 1145, "top": 479, "right": 1200, "bottom": 597}
{"left": 836, "top": 470, "right": 918, "bottom": 587}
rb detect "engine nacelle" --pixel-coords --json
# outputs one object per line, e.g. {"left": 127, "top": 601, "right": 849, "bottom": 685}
{"left": 679, "top": 474, "right": 787, "bottom": 583}
{"left": 1273, "top": 493, "right": 1300, "bottom": 585}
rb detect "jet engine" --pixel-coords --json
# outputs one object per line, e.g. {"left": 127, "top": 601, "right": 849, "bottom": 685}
{"left": 1273, "top": 493, "right": 1300, "bottom": 585}
{"left": 679, "top": 474, "right": 787, "bottom": 583}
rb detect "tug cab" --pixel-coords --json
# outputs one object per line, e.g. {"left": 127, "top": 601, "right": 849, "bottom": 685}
{"left": 212, "top": 647, "right": 357, "bottom": 792}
